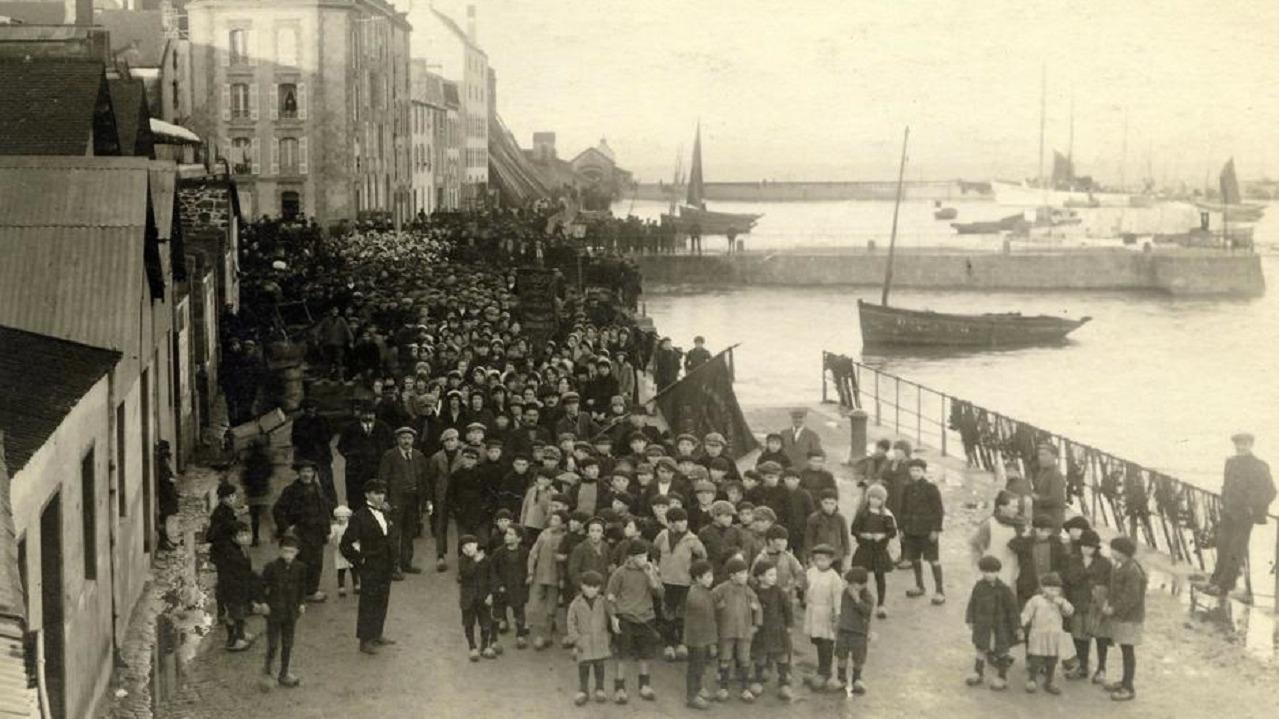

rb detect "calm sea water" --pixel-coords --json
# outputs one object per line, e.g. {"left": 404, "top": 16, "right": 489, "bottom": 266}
{"left": 620, "top": 197, "right": 1279, "bottom": 490}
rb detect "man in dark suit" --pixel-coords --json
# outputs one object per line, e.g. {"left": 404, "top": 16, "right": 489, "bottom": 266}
{"left": 1207, "top": 432, "right": 1276, "bottom": 598}
{"left": 378, "top": 426, "right": 429, "bottom": 576}
{"left": 272, "top": 460, "right": 334, "bottom": 602}
{"left": 340, "top": 480, "right": 397, "bottom": 655}
{"left": 779, "top": 408, "right": 823, "bottom": 468}
{"left": 336, "top": 405, "right": 394, "bottom": 505}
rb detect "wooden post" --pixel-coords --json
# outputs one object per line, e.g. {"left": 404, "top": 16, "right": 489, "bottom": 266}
{"left": 916, "top": 387, "right": 922, "bottom": 447}
{"left": 894, "top": 376, "right": 900, "bottom": 435}
{"left": 821, "top": 352, "right": 828, "bottom": 404}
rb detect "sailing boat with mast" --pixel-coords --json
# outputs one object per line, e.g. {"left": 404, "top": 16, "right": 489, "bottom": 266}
{"left": 859, "top": 127, "right": 1091, "bottom": 348}
{"left": 661, "top": 124, "right": 762, "bottom": 235}
{"left": 1195, "top": 158, "right": 1265, "bottom": 222}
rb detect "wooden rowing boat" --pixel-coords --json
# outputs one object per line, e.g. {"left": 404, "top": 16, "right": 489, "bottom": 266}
{"left": 858, "top": 300, "right": 1091, "bottom": 347}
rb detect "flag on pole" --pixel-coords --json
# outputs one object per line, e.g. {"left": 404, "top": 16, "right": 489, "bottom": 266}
{"left": 653, "top": 350, "right": 757, "bottom": 459}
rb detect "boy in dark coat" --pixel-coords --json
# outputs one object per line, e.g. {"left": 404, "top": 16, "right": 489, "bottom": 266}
{"left": 780, "top": 470, "right": 815, "bottom": 558}
{"left": 272, "top": 461, "right": 334, "bottom": 600}
{"left": 683, "top": 560, "right": 718, "bottom": 709}
{"left": 698, "top": 501, "right": 747, "bottom": 583}
{"left": 899, "top": 459, "right": 945, "bottom": 604}
{"left": 750, "top": 561, "right": 796, "bottom": 701}
{"left": 965, "top": 555, "right": 1021, "bottom": 690}
{"left": 1008, "top": 514, "right": 1071, "bottom": 606}
{"left": 490, "top": 524, "right": 530, "bottom": 647}
{"left": 458, "top": 533, "right": 495, "bottom": 660}
{"left": 220, "top": 522, "right": 259, "bottom": 652}
{"left": 208, "top": 483, "right": 241, "bottom": 624}
{"left": 262, "top": 536, "right": 308, "bottom": 687}
{"left": 447, "top": 447, "right": 489, "bottom": 547}
{"left": 836, "top": 566, "right": 873, "bottom": 694}
{"left": 803, "top": 489, "right": 851, "bottom": 568}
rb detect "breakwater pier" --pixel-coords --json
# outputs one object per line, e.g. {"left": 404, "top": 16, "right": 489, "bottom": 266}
{"left": 636, "top": 246, "right": 1267, "bottom": 297}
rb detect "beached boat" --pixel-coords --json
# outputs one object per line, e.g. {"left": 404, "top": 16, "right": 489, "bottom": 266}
{"left": 858, "top": 300, "right": 1092, "bottom": 347}
{"left": 660, "top": 124, "right": 761, "bottom": 236}
{"left": 862, "top": 125, "right": 1091, "bottom": 349}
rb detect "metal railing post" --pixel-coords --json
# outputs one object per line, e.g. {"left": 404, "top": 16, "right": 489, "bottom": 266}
{"left": 916, "top": 387, "right": 922, "bottom": 447}
{"left": 821, "top": 352, "right": 828, "bottom": 404}
{"left": 940, "top": 393, "right": 947, "bottom": 457}
{"left": 874, "top": 371, "right": 881, "bottom": 426}
{"left": 894, "top": 376, "right": 900, "bottom": 435}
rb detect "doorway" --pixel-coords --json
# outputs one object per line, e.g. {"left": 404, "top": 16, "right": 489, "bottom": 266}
{"left": 39, "top": 492, "right": 65, "bottom": 719}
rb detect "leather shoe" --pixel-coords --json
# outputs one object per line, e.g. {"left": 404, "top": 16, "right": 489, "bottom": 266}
{"left": 359, "top": 641, "right": 379, "bottom": 655}
{"left": 373, "top": 636, "right": 397, "bottom": 646}
{"left": 391, "top": 571, "right": 406, "bottom": 581}
{"left": 403, "top": 566, "right": 423, "bottom": 574}
{"left": 435, "top": 559, "right": 448, "bottom": 572}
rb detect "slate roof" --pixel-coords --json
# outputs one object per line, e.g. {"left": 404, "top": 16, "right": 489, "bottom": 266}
{"left": 0, "top": 326, "right": 120, "bottom": 474}
{"left": 0, "top": 59, "right": 114, "bottom": 156}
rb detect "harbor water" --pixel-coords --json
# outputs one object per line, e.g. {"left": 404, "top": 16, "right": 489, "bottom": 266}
{"left": 621, "top": 197, "right": 1279, "bottom": 492}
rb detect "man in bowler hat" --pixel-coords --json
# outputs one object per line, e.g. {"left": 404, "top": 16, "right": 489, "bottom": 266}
{"left": 341, "top": 480, "right": 398, "bottom": 654}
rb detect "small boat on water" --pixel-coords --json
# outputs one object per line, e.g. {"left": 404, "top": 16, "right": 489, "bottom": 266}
{"left": 858, "top": 301, "right": 1091, "bottom": 348}
{"left": 1194, "top": 159, "right": 1266, "bottom": 221}
{"left": 661, "top": 124, "right": 761, "bottom": 236}
{"left": 860, "top": 125, "right": 1091, "bottom": 349}
{"left": 933, "top": 201, "right": 957, "bottom": 220}
{"left": 950, "top": 208, "right": 1080, "bottom": 235}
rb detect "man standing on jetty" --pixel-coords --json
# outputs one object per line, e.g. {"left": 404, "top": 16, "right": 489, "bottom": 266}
{"left": 1205, "top": 432, "right": 1275, "bottom": 599}
{"left": 780, "top": 408, "right": 823, "bottom": 469}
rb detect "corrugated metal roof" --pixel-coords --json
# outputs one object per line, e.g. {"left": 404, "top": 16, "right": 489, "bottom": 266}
{"left": 0, "top": 227, "right": 144, "bottom": 354}
{"left": 0, "top": 326, "right": 118, "bottom": 474}
{"left": 0, "top": 59, "right": 110, "bottom": 156}
{"left": 0, "top": 157, "right": 149, "bottom": 227}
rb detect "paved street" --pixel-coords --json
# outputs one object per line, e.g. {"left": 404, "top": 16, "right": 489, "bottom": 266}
{"left": 171, "top": 406, "right": 1279, "bottom": 719}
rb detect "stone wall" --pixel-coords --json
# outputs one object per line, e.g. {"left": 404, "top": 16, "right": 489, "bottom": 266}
{"left": 178, "top": 182, "right": 233, "bottom": 231}
{"left": 635, "top": 249, "right": 1267, "bottom": 297}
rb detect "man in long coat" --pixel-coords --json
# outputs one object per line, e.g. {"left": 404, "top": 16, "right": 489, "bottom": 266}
{"left": 291, "top": 398, "right": 335, "bottom": 501}
{"left": 341, "top": 480, "right": 396, "bottom": 655}
{"left": 427, "top": 428, "right": 465, "bottom": 571}
{"left": 378, "top": 426, "right": 429, "bottom": 576}
{"left": 336, "top": 405, "right": 394, "bottom": 504}
{"left": 1207, "top": 432, "right": 1276, "bottom": 597}
{"left": 779, "top": 408, "right": 823, "bottom": 468}
{"left": 1030, "top": 443, "right": 1068, "bottom": 532}
{"left": 272, "top": 460, "right": 334, "bottom": 601}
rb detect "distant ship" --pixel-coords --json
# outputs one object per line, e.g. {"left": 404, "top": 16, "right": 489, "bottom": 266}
{"left": 661, "top": 124, "right": 761, "bottom": 236}
{"left": 1194, "top": 158, "right": 1266, "bottom": 222}
{"left": 992, "top": 178, "right": 1130, "bottom": 209}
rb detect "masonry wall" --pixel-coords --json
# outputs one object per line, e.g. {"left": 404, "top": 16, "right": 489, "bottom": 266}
{"left": 635, "top": 249, "right": 1267, "bottom": 297}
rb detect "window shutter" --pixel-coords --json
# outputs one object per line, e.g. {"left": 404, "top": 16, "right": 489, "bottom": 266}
{"left": 250, "top": 137, "right": 260, "bottom": 174}
{"left": 297, "top": 83, "right": 307, "bottom": 121}
{"left": 220, "top": 84, "right": 230, "bottom": 121}
{"left": 249, "top": 84, "right": 259, "bottom": 120}
{"left": 299, "top": 137, "right": 309, "bottom": 175}
{"left": 269, "top": 84, "right": 278, "bottom": 120}
{"left": 270, "top": 136, "right": 280, "bottom": 176}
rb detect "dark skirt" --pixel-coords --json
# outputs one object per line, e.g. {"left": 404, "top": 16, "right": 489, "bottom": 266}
{"left": 851, "top": 540, "right": 894, "bottom": 574}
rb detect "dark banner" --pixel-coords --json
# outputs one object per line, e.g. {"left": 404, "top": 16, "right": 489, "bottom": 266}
{"left": 516, "top": 267, "right": 559, "bottom": 346}
{"left": 654, "top": 351, "right": 758, "bottom": 459}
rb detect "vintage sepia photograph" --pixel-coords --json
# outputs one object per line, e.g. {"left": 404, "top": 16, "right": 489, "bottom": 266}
{"left": 0, "top": 0, "right": 1276, "bottom": 717}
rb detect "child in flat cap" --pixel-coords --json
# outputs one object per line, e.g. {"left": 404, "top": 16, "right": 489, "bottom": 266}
{"left": 965, "top": 556, "right": 1020, "bottom": 690}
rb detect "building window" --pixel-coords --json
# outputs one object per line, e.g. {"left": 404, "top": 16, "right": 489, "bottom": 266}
{"left": 82, "top": 446, "right": 97, "bottom": 580}
{"left": 279, "top": 137, "right": 299, "bottom": 174}
{"left": 281, "top": 190, "right": 300, "bottom": 219}
{"left": 230, "top": 83, "right": 250, "bottom": 119}
{"left": 277, "top": 26, "right": 299, "bottom": 67}
{"left": 229, "top": 29, "right": 248, "bottom": 65}
{"left": 279, "top": 83, "right": 298, "bottom": 119}
{"left": 231, "top": 137, "right": 252, "bottom": 174}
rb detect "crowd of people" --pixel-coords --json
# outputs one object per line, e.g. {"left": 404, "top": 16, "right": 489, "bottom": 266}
{"left": 198, "top": 207, "right": 1276, "bottom": 710}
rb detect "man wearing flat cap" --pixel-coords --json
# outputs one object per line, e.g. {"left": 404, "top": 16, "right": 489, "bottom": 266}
{"left": 1206, "top": 432, "right": 1275, "bottom": 598}
{"left": 427, "top": 427, "right": 466, "bottom": 570}
{"left": 555, "top": 391, "right": 599, "bottom": 441}
{"left": 379, "top": 427, "right": 430, "bottom": 576}
{"left": 780, "top": 408, "right": 823, "bottom": 468}
{"left": 273, "top": 460, "right": 335, "bottom": 602}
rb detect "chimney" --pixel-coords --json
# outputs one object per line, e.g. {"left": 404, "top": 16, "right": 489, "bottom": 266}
{"left": 68, "top": 0, "right": 93, "bottom": 26}
{"left": 466, "top": 4, "right": 477, "bottom": 43}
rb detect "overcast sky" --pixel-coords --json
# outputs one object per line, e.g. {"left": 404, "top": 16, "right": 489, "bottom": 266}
{"left": 428, "top": 0, "right": 1279, "bottom": 184}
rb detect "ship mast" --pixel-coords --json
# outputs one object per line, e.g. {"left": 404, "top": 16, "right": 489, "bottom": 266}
{"left": 880, "top": 126, "right": 910, "bottom": 307}
{"left": 1037, "top": 63, "right": 1046, "bottom": 191}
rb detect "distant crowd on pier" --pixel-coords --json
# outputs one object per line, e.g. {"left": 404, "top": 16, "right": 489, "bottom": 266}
{"left": 203, "top": 206, "right": 1272, "bottom": 709}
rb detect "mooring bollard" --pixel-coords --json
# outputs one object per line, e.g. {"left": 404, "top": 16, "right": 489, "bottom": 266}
{"left": 848, "top": 408, "right": 868, "bottom": 465}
